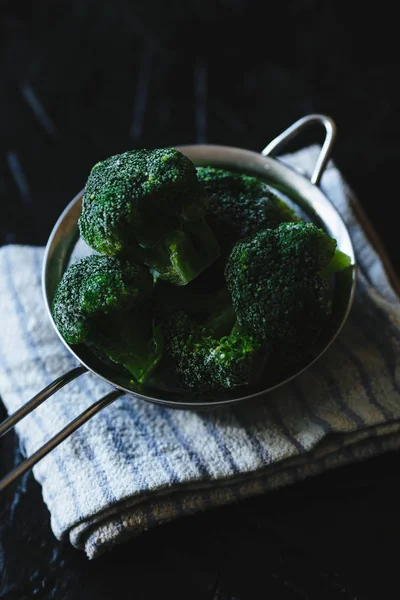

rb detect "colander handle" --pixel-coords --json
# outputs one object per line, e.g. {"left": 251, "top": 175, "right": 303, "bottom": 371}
{"left": 0, "top": 366, "right": 123, "bottom": 492}
{"left": 261, "top": 113, "right": 337, "bottom": 186}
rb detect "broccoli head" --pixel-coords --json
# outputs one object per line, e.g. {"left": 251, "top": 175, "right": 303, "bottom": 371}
{"left": 225, "top": 221, "right": 345, "bottom": 364}
{"left": 196, "top": 166, "right": 299, "bottom": 257}
{"left": 51, "top": 255, "right": 163, "bottom": 384}
{"left": 78, "top": 148, "right": 220, "bottom": 285}
{"left": 162, "top": 311, "right": 267, "bottom": 393}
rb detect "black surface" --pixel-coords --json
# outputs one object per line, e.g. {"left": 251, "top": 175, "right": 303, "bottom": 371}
{"left": 1, "top": 2, "right": 399, "bottom": 598}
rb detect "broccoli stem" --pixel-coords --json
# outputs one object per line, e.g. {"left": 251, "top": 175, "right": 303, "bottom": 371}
{"left": 230, "top": 322, "right": 245, "bottom": 336}
{"left": 164, "top": 219, "right": 221, "bottom": 285}
{"left": 92, "top": 314, "right": 163, "bottom": 384}
{"left": 202, "top": 291, "right": 236, "bottom": 338}
{"left": 320, "top": 248, "right": 352, "bottom": 276}
{"left": 131, "top": 218, "right": 220, "bottom": 286}
{"left": 118, "top": 333, "right": 163, "bottom": 384}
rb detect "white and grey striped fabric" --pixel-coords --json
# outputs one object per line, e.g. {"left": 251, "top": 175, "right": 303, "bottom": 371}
{"left": 1, "top": 146, "right": 400, "bottom": 560}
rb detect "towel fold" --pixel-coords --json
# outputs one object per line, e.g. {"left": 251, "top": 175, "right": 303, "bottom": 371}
{"left": 1, "top": 145, "right": 400, "bottom": 560}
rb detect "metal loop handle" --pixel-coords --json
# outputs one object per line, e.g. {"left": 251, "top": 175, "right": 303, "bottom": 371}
{"left": 0, "top": 366, "right": 87, "bottom": 438}
{"left": 261, "top": 114, "right": 337, "bottom": 186}
{"left": 0, "top": 366, "right": 123, "bottom": 492}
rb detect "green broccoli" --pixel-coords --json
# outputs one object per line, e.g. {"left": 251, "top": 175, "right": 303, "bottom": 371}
{"left": 51, "top": 255, "right": 163, "bottom": 384}
{"left": 54, "top": 145, "right": 353, "bottom": 396}
{"left": 225, "top": 221, "right": 350, "bottom": 365}
{"left": 78, "top": 148, "right": 220, "bottom": 285}
{"left": 161, "top": 311, "right": 267, "bottom": 393}
{"left": 196, "top": 166, "right": 299, "bottom": 257}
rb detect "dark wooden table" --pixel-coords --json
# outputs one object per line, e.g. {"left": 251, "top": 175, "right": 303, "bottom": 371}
{"left": 1, "top": 2, "right": 399, "bottom": 598}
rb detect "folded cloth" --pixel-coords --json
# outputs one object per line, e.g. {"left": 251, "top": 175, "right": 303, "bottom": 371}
{"left": 1, "top": 145, "right": 400, "bottom": 560}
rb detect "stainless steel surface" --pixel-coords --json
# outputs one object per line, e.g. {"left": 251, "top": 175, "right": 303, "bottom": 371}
{"left": 0, "top": 113, "right": 358, "bottom": 491}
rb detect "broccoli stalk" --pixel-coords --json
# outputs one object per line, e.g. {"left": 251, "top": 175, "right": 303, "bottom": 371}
{"left": 201, "top": 290, "right": 237, "bottom": 338}
{"left": 51, "top": 255, "right": 163, "bottom": 384}
{"left": 321, "top": 248, "right": 353, "bottom": 276}
{"left": 78, "top": 148, "right": 220, "bottom": 285}
{"left": 88, "top": 309, "right": 163, "bottom": 384}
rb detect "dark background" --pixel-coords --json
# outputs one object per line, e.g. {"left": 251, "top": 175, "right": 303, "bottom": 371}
{"left": 1, "top": 1, "right": 400, "bottom": 598}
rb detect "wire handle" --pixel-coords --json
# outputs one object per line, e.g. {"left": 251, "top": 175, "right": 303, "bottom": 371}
{"left": 261, "top": 113, "right": 337, "bottom": 186}
{"left": 0, "top": 366, "right": 87, "bottom": 438}
{"left": 0, "top": 365, "right": 123, "bottom": 493}
{"left": 0, "top": 388, "right": 123, "bottom": 493}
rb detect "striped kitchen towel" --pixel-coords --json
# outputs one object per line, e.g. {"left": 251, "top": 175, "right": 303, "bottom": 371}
{"left": 1, "top": 145, "right": 400, "bottom": 560}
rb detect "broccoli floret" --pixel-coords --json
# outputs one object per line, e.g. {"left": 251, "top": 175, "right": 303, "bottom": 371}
{"left": 78, "top": 148, "right": 220, "bottom": 285}
{"left": 196, "top": 166, "right": 299, "bottom": 257}
{"left": 225, "top": 221, "right": 346, "bottom": 364}
{"left": 162, "top": 311, "right": 266, "bottom": 393}
{"left": 51, "top": 255, "right": 163, "bottom": 384}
